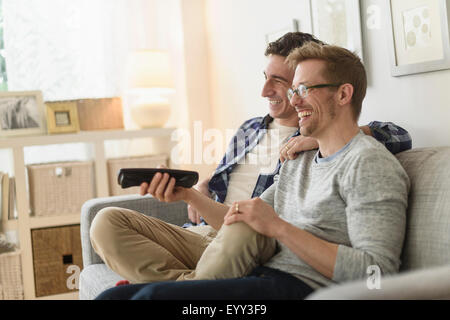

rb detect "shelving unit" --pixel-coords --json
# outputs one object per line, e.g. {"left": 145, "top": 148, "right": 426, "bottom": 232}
{"left": 0, "top": 127, "right": 176, "bottom": 299}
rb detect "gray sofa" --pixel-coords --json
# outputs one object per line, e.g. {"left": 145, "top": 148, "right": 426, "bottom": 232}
{"left": 79, "top": 147, "right": 450, "bottom": 300}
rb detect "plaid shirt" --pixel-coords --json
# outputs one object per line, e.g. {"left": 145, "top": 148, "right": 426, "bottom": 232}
{"left": 184, "top": 115, "right": 412, "bottom": 227}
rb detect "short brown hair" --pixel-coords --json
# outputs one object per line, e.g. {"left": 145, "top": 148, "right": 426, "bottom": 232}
{"left": 287, "top": 42, "right": 367, "bottom": 120}
{"left": 265, "top": 32, "right": 324, "bottom": 58}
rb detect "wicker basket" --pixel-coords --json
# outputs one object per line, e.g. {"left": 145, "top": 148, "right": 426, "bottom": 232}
{"left": 0, "top": 250, "right": 24, "bottom": 300}
{"left": 31, "top": 225, "right": 82, "bottom": 297}
{"left": 27, "top": 161, "right": 95, "bottom": 217}
{"left": 107, "top": 154, "right": 168, "bottom": 196}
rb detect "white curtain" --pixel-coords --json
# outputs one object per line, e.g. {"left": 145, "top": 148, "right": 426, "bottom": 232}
{"left": 3, "top": 0, "right": 161, "bottom": 101}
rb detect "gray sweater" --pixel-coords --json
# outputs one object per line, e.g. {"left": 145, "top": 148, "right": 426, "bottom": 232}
{"left": 261, "top": 132, "right": 410, "bottom": 289}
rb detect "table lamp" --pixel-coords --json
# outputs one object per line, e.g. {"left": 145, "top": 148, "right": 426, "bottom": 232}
{"left": 126, "top": 50, "right": 174, "bottom": 128}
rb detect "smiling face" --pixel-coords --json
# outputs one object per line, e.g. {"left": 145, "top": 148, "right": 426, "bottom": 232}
{"left": 261, "top": 55, "right": 298, "bottom": 127}
{"left": 290, "top": 59, "right": 338, "bottom": 138}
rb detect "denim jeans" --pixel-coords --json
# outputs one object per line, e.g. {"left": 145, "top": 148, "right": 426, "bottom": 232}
{"left": 95, "top": 266, "right": 314, "bottom": 300}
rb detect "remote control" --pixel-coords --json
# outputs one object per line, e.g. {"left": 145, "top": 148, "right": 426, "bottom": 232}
{"left": 117, "top": 168, "right": 199, "bottom": 189}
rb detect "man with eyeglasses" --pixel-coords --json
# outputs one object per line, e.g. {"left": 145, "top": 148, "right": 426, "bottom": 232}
{"left": 93, "top": 35, "right": 410, "bottom": 300}
{"left": 205, "top": 42, "right": 409, "bottom": 298}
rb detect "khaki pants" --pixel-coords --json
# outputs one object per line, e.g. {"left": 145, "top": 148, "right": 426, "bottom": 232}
{"left": 90, "top": 207, "right": 277, "bottom": 283}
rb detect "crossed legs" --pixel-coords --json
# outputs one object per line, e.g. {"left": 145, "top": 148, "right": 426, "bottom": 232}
{"left": 90, "top": 207, "right": 277, "bottom": 284}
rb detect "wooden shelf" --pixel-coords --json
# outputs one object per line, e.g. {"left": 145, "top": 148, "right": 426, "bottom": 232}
{"left": 0, "top": 127, "right": 176, "bottom": 148}
{"left": 0, "top": 128, "right": 176, "bottom": 300}
{"left": 29, "top": 214, "right": 81, "bottom": 229}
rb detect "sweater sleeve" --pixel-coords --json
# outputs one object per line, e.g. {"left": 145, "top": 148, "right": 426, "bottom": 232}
{"left": 332, "top": 151, "right": 410, "bottom": 282}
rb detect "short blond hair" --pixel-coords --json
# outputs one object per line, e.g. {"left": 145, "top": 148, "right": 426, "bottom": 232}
{"left": 286, "top": 42, "right": 367, "bottom": 120}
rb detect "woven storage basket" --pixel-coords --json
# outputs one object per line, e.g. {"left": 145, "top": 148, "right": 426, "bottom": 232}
{"left": 0, "top": 250, "right": 24, "bottom": 300}
{"left": 31, "top": 225, "right": 82, "bottom": 297}
{"left": 107, "top": 154, "right": 168, "bottom": 196}
{"left": 27, "top": 161, "right": 95, "bottom": 217}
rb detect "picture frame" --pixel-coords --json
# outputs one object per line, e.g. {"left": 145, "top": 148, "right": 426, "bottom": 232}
{"left": 265, "top": 19, "right": 300, "bottom": 44}
{"left": 46, "top": 101, "right": 80, "bottom": 134}
{"left": 387, "top": 0, "right": 450, "bottom": 77}
{"left": 309, "top": 0, "right": 364, "bottom": 60}
{"left": 0, "top": 91, "right": 47, "bottom": 137}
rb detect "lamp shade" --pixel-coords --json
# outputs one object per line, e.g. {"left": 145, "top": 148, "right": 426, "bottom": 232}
{"left": 126, "top": 50, "right": 174, "bottom": 89}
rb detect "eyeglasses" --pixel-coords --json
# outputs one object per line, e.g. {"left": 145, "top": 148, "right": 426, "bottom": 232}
{"left": 286, "top": 83, "right": 341, "bottom": 100}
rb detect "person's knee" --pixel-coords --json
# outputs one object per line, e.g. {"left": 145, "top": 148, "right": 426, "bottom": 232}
{"left": 219, "top": 222, "right": 271, "bottom": 256}
{"left": 90, "top": 207, "right": 114, "bottom": 241}
{"left": 90, "top": 207, "right": 125, "bottom": 253}
{"left": 201, "top": 222, "right": 276, "bottom": 270}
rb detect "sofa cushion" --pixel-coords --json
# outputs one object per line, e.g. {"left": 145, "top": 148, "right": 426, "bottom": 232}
{"left": 395, "top": 147, "right": 450, "bottom": 271}
{"left": 79, "top": 264, "right": 123, "bottom": 300}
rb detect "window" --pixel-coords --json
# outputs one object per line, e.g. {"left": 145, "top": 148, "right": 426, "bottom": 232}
{"left": 2, "top": 0, "right": 160, "bottom": 101}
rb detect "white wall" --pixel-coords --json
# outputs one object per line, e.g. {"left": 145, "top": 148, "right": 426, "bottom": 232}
{"left": 203, "top": 0, "right": 450, "bottom": 148}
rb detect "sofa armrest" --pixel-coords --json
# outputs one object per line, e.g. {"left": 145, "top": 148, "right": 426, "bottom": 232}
{"left": 80, "top": 194, "right": 189, "bottom": 268}
{"left": 306, "top": 264, "right": 450, "bottom": 300}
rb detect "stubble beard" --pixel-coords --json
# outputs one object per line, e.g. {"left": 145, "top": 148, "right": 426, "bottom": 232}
{"left": 300, "top": 102, "right": 337, "bottom": 137}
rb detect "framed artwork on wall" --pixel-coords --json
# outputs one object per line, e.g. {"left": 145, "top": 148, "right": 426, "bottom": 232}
{"left": 387, "top": 0, "right": 450, "bottom": 76}
{"left": 0, "top": 91, "right": 47, "bottom": 137}
{"left": 309, "top": 0, "right": 364, "bottom": 60}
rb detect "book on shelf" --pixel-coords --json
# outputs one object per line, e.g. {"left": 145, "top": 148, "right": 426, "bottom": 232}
{"left": 0, "top": 172, "right": 17, "bottom": 223}
{"left": 9, "top": 177, "right": 17, "bottom": 220}
{"left": 1, "top": 172, "right": 9, "bottom": 223}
